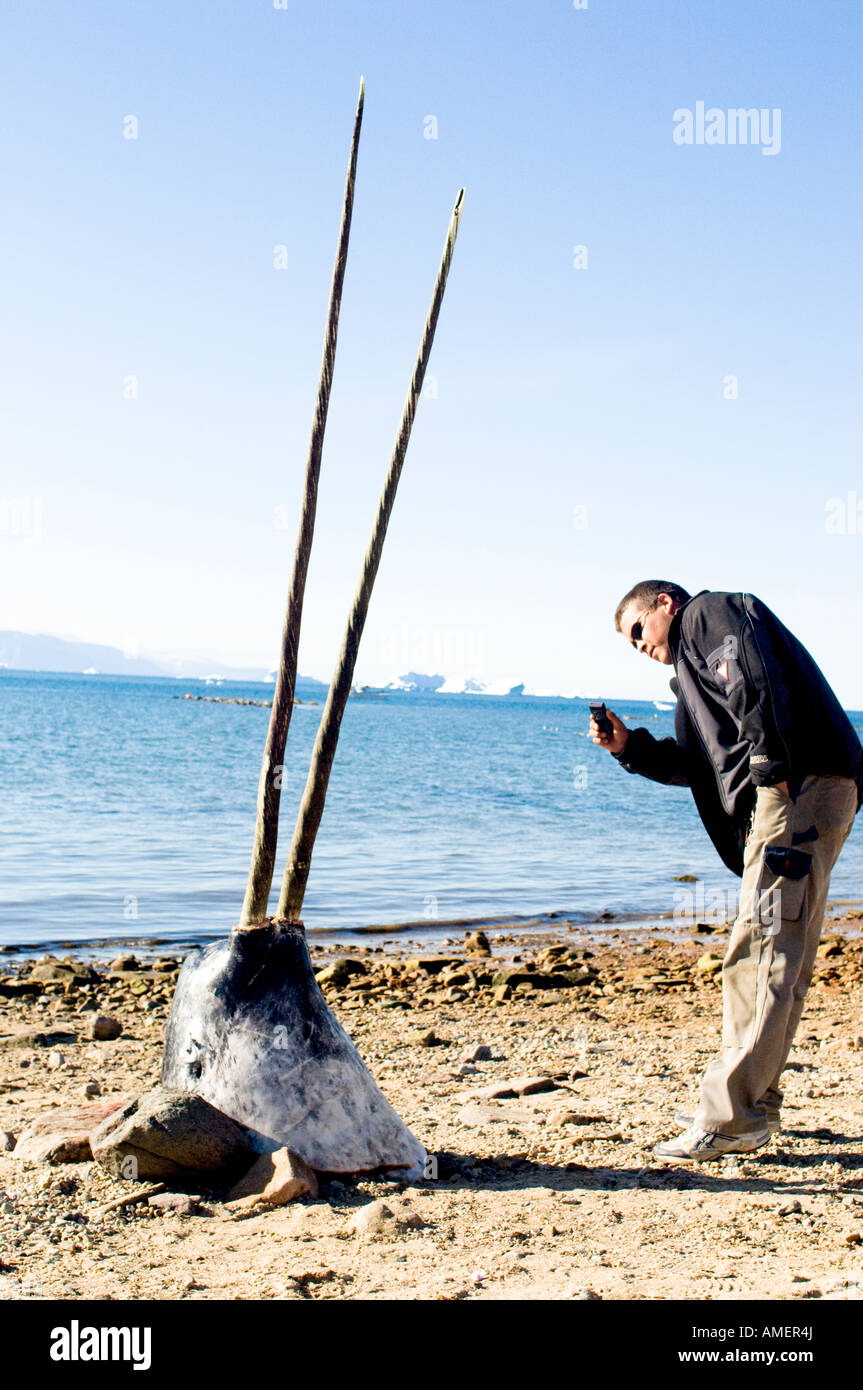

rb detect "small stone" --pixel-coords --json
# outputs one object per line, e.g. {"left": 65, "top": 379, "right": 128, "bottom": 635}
{"left": 314, "top": 958, "right": 368, "bottom": 990}
{"left": 83, "top": 1081, "right": 101, "bottom": 1098}
{"left": 778, "top": 1199, "right": 803, "bottom": 1216}
{"left": 843, "top": 1231, "right": 863, "bottom": 1247}
{"left": 696, "top": 953, "right": 724, "bottom": 976}
{"left": 109, "top": 955, "right": 140, "bottom": 972}
{"left": 47, "top": 1051, "right": 63, "bottom": 1069}
{"left": 409, "top": 1030, "right": 440, "bottom": 1048}
{"left": 226, "top": 1148, "right": 318, "bottom": 1209}
{"left": 148, "top": 1193, "right": 200, "bottom": 1215}
{"left": 462, "top": 1044, "right": 492, "bottom": 1063}
{"left": 457, "top": 1063, "right": 479, "bottom": 1076}
{"left": 573, "top": 1286, "right": 602, "bottom": 1300}
{"left": 475, "top": 1074, "right": 556, "bottom": 1100}
{"left": 404, "top": 957, "right": 463, "bottom": 977}
{"left": 465, "top": 931, "right": 491, "bottom": 957}
{"left": 546, "top": 1110, "right": 609, "bottom": 1131}
{"left": 27, "top": 959, "right": 97, "bottom": 986}
{"left": 492, "top": 984, "right": 511, "bottom": 1003}
{"left": 87, "top": 1015, "right": 123, "bottom": 1041}
{"left": 1, "top": 1131, "right": 16, "bottom": 1152}
{"left": 345, "top": 1199, "right": 396, "bottom": 1237}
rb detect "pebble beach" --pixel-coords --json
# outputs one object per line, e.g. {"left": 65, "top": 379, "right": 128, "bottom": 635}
{"left": 2, "top": 913, "right": 863, "bottom": 1302}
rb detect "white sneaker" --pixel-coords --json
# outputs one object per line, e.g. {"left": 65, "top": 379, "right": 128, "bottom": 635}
{"left": 654, "top": 1124, "right": 771, "bottom": 1162}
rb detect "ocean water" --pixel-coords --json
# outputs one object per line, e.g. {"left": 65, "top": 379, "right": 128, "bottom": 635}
{"left": 2, "top": 670, "right": 861, "bottom": 952}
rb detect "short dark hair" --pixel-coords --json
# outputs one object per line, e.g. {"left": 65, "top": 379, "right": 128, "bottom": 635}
{"left": 614, "top": 580, "right": 692, "bottom": 633}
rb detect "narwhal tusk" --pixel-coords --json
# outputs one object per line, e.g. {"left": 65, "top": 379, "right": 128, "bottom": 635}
{"left": 239, "top": 77, "right": 365, "bottom": 928}
{"left": 277, "top": 188, "right": 466, "bottom": 922}
{"left": 162, "top": 143, "right": 461, "bottom": 1183}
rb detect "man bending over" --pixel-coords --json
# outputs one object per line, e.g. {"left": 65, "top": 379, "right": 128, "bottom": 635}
{"left": 591, "top": 582, "right": 862, "bottom": 1161}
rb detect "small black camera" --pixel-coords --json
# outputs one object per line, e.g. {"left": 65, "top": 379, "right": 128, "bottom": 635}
{"left": 589, "top": 701, "right": 613, "bottom": 736}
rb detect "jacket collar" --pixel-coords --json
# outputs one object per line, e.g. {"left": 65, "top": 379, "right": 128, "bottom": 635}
{"left": 668, "top": 589, "right": 709, "bottom": 664}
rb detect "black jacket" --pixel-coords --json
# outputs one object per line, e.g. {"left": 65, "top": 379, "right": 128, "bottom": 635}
{"left": 614, "top": 590, "right": 863, "bottom": 876}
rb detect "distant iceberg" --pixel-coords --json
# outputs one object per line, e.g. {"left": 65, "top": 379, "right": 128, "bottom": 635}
{"left": 378, "top": 672, "right": 593, "bottom": 699}
{"left": 436, "top": 675, "right": 487, "bottom": 694}
{"left": 482, "top": 677, "right": 525, "bottom": 696}
{"left": 384, "top": 672, "right": 446, "bottom": 692}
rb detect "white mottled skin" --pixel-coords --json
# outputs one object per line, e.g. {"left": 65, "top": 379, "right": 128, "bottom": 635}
{"left": 162, "top": 924, "right": 426, "bottom": 1180}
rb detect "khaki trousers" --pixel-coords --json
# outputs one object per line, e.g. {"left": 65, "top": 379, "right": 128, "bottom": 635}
{"left": 694, "top": 774, "right": 858, "bottom": 1137}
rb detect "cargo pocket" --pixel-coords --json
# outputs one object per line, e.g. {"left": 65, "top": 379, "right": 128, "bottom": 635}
{"left": 753, "top": 845, "right": 812, "bottom": 930}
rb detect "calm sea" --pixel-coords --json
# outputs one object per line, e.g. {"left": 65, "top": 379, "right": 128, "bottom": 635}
{"left": 2, "top": 671, "right": 861, "bottom": 953}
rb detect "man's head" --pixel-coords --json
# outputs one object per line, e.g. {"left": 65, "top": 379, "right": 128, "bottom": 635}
{"left": 614, "top": 579, "right": 692, "bottom": 665}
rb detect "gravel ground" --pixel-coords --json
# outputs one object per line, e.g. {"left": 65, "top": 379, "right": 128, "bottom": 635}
{"left": 2, "top": 915, "right": 863, "bottom": 1301}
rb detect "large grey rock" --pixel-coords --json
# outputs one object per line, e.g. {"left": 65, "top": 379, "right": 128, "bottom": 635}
{"left": 91, "top": 1087, "right": 258, "bottom": 1182}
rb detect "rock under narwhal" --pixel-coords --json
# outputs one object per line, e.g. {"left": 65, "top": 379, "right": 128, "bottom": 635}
{"left": 161, "top": 920, "right": 427, "bottom": 1179}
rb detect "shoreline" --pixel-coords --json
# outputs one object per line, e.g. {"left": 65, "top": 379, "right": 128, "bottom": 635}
{"left": 3, "top": 898, "right": 862, "bottom": 964}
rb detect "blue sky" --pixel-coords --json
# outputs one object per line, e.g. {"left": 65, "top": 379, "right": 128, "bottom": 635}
{"left": 3, "top": 0, "right": 862, "bottom": 701}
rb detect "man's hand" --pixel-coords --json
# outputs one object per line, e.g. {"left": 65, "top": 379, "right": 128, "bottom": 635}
{"left": 589, "top": 708, "right": 630, "bottom": 756}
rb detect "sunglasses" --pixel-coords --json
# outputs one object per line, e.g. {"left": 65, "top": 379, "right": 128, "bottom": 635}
{"left": 629, "top": 607, "right": 653, "bottom": 647}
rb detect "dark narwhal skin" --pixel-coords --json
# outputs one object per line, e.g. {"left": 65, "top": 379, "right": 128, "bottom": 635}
{"left": 162, "top": 921, "right": 426, "bottom": 1177}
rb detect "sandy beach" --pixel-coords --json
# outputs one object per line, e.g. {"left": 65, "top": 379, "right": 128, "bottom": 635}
{"left": 2, "top": 914, "right": 863, "bottom": 1302}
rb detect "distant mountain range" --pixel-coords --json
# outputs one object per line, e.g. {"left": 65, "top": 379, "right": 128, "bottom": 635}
{"left": 0, "top": 632, "right": 327, "bottom": 685}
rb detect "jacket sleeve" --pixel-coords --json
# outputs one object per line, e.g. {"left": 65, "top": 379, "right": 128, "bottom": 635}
{"left": 613, "top": 726, "right": 690, "bottom": 786}
{"left": 685, "top": 594, "right": 793, "bottom": 788}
